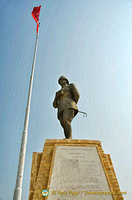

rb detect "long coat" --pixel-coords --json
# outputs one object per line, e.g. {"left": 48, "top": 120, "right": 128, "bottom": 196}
{"left": 53, "top": 83, "right": 80, "bottom": 119}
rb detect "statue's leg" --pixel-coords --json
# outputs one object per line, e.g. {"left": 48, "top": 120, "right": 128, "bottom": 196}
{"left": 59, "top": 109, "right": 74, "bottom": 139}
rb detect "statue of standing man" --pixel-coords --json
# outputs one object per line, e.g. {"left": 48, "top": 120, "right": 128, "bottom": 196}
{"left": 53, "top": 76, "right": 80, "bottom": 139}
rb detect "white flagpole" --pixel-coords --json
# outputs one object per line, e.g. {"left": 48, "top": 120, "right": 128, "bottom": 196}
{"left": 13, "top": 27, "right": 39, "bottom": 200}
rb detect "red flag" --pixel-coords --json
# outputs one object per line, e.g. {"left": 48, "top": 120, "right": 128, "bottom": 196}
{"left": 31, "top": 5, "right": 41, "bottom": 33}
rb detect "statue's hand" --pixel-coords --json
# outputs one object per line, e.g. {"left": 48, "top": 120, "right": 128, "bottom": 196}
{"left": 56, "top": 90, "right": 63, "bottom": 97}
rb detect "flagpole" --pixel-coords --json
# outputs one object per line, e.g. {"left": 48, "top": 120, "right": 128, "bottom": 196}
{"left": 13, "top": 28, "right": 39, "bottom": 200}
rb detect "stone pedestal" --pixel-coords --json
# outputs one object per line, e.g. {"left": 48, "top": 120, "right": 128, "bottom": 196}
{"left": 28, "top": 139, "right": 123, "bottom": 200}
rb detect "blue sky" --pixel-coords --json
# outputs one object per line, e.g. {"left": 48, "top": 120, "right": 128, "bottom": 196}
{"left": 0, "top": 0, "right": 132, "bottom": 199}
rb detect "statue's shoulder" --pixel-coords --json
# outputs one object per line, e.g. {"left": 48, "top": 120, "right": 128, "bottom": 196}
{"left": 69, "top": 83, "right": 79, "bottom": 94}
{"left": 69, "top": 83, "right": 76, "bottom": 87}
{"left": 69, "top": 83, "right": 77, "bottom": 90}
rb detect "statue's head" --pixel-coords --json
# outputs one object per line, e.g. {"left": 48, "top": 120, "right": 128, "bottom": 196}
{"left": 58, "top": 76, "right": 69, "bottom": 85}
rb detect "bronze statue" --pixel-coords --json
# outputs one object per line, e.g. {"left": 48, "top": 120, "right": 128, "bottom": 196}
{"left": 53, "top": 76, "right": 80, "bottom": 139}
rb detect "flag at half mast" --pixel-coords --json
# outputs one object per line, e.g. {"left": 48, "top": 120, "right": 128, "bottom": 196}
{"left": 31, "top": 5, "right": 41, "bottom": 33}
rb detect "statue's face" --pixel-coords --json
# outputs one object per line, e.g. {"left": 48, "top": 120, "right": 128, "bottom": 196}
{"left": 59, "top": 79, "right": 68, "bottom": 87}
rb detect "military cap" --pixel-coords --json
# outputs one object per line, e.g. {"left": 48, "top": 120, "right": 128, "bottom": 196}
{"left": 58, "top": 76, "right": 69, "bottom": 85}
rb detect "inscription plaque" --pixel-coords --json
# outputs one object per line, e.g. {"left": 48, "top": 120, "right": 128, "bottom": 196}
{"left": 47, "top": 146, "right": 113, "bottom": 200}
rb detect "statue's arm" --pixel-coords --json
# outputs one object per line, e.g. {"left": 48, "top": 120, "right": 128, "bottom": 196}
{"left": 53, "top": 94, "right": 58, "bottom": 108}
{"left": 53, "top": 91, "right": 61, "bottom": 108}
{"left": 70, "top": 83, "right": 80, "bottom": 103}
